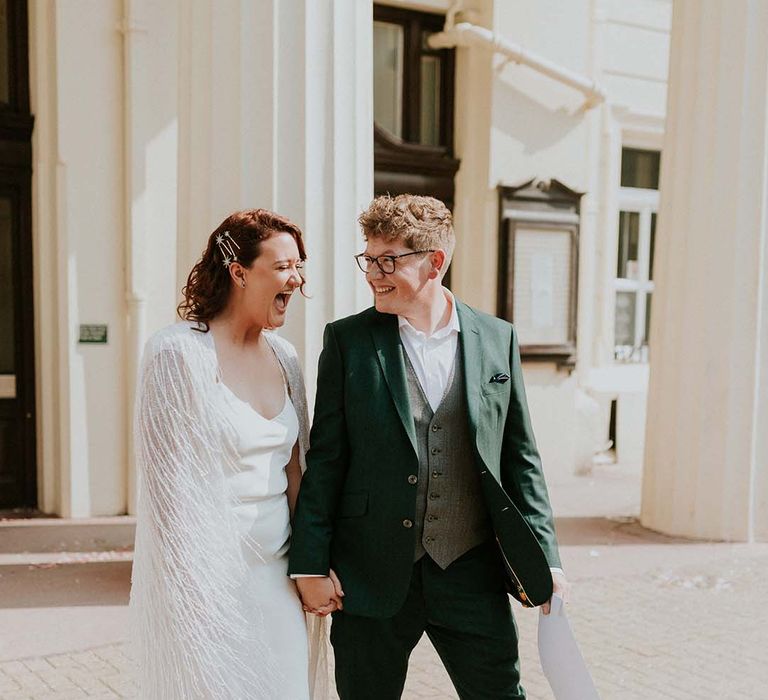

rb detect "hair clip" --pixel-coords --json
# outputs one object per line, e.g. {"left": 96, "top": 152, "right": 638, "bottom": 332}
{"left": 215, "top": 231, "right": 240, "bottom": 267}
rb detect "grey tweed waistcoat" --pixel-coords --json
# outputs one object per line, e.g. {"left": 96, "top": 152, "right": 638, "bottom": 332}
{"left": 404, "top": 346, "right": 493, "bottom": 569}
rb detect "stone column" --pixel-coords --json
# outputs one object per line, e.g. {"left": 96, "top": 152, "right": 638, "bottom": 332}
{"left": 176, "top": 0, "right": 372, "bottom": 398}
{"left": 642, "top": 0, "right": 768, "bottom": 541}
{"left": 272, "top": 0, "right": 373, "bottom": 398}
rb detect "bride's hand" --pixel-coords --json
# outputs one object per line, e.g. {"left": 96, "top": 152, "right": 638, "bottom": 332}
{"left": 329, "top": 569, "right": 345, "bottom": 599}
{"left": 297, "top": 576, "right": 343, "bottom": 616}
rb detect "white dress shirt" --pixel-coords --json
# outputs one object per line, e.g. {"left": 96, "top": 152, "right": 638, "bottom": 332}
{"left": 397, "top": 289, "right": 461, "bottom": 412}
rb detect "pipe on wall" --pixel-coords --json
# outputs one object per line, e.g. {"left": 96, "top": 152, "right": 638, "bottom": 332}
{"left": 429, "top": 22, "right": 607, "bottom": 110}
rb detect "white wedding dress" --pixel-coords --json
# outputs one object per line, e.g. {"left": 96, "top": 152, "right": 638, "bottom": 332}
{"left": 216, "top": 380, "right": 310, "bottom": 700}
{"left": 130, "top": 323, "right": 326, "bottom": 700}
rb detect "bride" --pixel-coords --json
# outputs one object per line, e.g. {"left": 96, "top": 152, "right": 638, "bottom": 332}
{"left": 129, "top": 209, "right": 334, "bottom": 699}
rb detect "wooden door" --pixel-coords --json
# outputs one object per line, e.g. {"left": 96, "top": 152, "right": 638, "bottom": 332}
{"left": 0, "top": 0, "right": 36, "bottom": 509}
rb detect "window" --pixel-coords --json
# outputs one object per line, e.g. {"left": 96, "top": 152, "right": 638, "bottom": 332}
{"left": 373, "top": 5, "right": 454, "bottom": 149}
{"left": 614, "top": 148, "right": 659, "bottom": 363}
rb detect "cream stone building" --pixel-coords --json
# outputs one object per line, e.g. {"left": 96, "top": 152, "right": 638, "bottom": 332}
{"left": 1, "top": 0, "right": 765, "bottom": 543}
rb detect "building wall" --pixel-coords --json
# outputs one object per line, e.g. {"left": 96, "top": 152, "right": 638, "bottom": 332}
{"left": 28, "top": 0, "right": 671, "bottom": 516}
{"left": 32, "top": 0, "right": 129, "bottom": 516}
{"left": 449, "top": 0, "right": 671, "bottom": 480}
{"left": 31, "top": 0, "right": 181, "bottom": 516}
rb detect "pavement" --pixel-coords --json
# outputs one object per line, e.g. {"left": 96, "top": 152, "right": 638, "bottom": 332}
{"left": 1, "top": 462, "right": 767, "bottom": 699}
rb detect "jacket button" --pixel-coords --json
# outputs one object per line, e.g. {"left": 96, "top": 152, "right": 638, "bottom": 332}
{"left": 431, "top": 447, "right": 440, "bottom": 455}
{"left": 407, "top": 474, "right": 418, "bottom": 484}
{"left": 402, "top": 519, "right": 413, "bottom": 528}
{"left": 432, "top": 470, "right": 441, "bottom": 478}
{"left": 429, "top": 493, "right": 440, "bottom": 500}
{"left": 427, "top": 514, "right": 438, "bottom": 522}
{"left": 425, "top": 536, "right": 435, "bottom": 544}
{"left": 431, "top": 425, "right": 440, "bottom": 432}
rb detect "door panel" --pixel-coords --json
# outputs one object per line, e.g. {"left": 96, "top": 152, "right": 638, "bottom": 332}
{"left": 0, "top": 0, "right": 35, "bottom": 509}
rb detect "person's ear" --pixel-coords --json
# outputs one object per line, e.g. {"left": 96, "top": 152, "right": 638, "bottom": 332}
{"left": 429, "top": 250, "right": 446, "bottom": 279}
{"left": 229, "top": 262, "right": 247, "bottom": 289}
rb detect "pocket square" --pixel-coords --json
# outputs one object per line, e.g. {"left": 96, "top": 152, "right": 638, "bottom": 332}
{"left": 489, "top": 373, "right": 510, "bottom": 384}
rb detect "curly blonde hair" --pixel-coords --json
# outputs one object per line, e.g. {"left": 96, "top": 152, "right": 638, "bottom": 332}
{"left": 358, "top": 194, "right": 455, "bottom": 271}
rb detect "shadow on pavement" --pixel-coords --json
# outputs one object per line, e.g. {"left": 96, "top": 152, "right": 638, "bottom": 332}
{"left": 0, "top": 562, "right": 132, "bottom": 609}
{"left": 554, "top": 516, "right": 718, "bottom": 546}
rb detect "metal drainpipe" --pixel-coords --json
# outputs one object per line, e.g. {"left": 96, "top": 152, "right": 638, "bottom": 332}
{"left": 119, "top": 0, "right": 147, "bottom": 516}
{"left": 429, "top": 21, "right": 607, "bottom": 110}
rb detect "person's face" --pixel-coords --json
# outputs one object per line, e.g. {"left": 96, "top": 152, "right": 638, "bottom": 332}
{"left": 231, "top": 232, "right": 304, "bottom": 329}
{"left": 362, "top": 237, "right": 441, "bottom": 316}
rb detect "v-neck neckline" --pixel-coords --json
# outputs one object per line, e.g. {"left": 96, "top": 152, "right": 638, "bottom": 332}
{"left": 205, "top": 327, "right": 289, "bottom": 421}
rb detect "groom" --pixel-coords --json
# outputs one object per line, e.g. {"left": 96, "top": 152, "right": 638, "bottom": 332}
{"left": 289, "top": 195, "right": 568, "bottom": 699}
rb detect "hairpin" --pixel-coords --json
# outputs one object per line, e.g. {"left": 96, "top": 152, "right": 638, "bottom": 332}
{"left": 215, "top": 231, "right": 240, "bottom": 267}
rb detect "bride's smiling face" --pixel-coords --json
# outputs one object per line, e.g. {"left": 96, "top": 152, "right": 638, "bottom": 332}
{"left": 232, "top": 232, "right": 305, "bottom": 329}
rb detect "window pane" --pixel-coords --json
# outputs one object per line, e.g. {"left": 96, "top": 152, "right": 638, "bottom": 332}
{"left": 614, "top": 291, "right": 636, "bottom": 347}
{"left": 0, "top": 197, "right": 15, "bottom": 373}
{"left": 0, "top": 0, "right": 9, "bottom": 104}
{"left": 373, "top": 21, "right": 404, "bottom": 138}
{"left": 617, "top": 211, "right": 640, "bottom": 279}
{"left": 512, "top": 227, "right": 573, "bottom": 346}
{"left": 644, "top": 292, "right": 652, "bottom": 344}
{"left": 419, "top": 53, "right": 441, "bottom": 146}
{"left": 649, "top": 212, "right": 657, "bottom": 281}
{"left": 621, "top": 148, "right": 660, "bottom": 189}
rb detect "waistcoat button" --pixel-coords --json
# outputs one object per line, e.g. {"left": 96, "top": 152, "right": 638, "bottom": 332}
{"left": 402, "top": 519, "right": 413, "bottom": 528}
{"left": 407, "top": 474, "right": 418, "bottom": 484}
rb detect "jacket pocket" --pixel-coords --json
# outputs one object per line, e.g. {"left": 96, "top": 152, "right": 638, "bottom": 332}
{"left": 338, "top": 491, "right": 368, "bottom": 518}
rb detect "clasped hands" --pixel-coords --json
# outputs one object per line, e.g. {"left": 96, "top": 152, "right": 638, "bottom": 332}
{"left": 296, "top": 570, "right": 345, "bottom": 617}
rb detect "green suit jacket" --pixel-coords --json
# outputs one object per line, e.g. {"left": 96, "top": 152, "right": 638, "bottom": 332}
{"left": 288, "top": 301, "right": 560, "bottom": 617}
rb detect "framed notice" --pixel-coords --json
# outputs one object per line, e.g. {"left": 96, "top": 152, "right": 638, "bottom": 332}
{"left": 497, "top": 179, "right": 582, "bottom": 368}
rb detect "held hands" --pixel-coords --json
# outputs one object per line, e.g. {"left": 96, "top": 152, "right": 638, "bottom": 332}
{"left": 541, "top": 571, "right": 571, "bottom": 615}
{"left": 296, "top": 569, "right": 345, "bottom": 617}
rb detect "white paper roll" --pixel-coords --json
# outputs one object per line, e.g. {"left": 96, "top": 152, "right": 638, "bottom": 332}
{"left": 537, "top": 595, "right": 600, "bottom": 699}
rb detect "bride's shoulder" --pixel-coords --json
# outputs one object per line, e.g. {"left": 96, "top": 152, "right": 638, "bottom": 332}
{"left": 144, "top": 321, "right": 211, "bottom": 359}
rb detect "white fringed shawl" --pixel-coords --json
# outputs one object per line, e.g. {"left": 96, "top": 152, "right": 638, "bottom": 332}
{"left": 130, "top": 322, "right": 328, "bottom": 699}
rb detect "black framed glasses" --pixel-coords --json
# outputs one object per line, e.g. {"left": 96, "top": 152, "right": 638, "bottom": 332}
{"left": 354, "top": 250, "right": 436, "bottom": 275}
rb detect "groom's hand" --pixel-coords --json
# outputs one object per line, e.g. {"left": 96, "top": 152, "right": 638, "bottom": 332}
{"left": 297, "top": 575, "right": 344, "bottom": 616}
{"left": 541, "top": 571, "right": 571, "bottom": 615}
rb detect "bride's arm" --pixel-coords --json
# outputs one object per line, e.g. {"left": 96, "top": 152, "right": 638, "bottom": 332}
{"left": 286, "top": 441, "right": 302, "bottom": 518}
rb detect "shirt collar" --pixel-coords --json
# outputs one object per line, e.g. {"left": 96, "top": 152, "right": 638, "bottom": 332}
{"left": 398, "top": 288, "right": 460, "bottom": 340}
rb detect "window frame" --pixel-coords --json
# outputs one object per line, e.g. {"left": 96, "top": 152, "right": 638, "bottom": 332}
{"left": 614, "top": 186, "right": 658, "bottom": 363}
{"left": 373, "top": 4, "right": 455, "bottom": 151}
{"left": 497, "top": 179, "right": 583, "bottom": 370}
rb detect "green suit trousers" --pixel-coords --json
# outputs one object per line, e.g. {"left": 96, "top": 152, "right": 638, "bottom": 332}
{"left": 330, "top": 540, "right": 526, "bottom": 700}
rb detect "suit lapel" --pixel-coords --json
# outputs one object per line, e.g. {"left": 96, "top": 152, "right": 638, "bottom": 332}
{"left": 370, "top": 313, "right": 418, "bottom": 455}
{"left": 457, "top": 302, "right": 482, "bottom": 442}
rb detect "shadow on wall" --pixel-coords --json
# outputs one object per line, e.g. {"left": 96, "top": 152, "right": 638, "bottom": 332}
{"left": 491, "top": 79, "right": 585, "bottom": 153}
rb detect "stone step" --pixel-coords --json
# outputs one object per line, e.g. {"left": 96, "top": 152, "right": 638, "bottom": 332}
{"left": 0, "top": 517, "right": 135, "bottom": 556}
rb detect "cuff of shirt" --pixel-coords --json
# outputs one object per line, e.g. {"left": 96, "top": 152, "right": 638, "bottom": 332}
{"left": 290, "top": 574, "right": 324, "bottom": 579}
{"left": 550, "top": 567, "right": 564, "bottom": 576}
